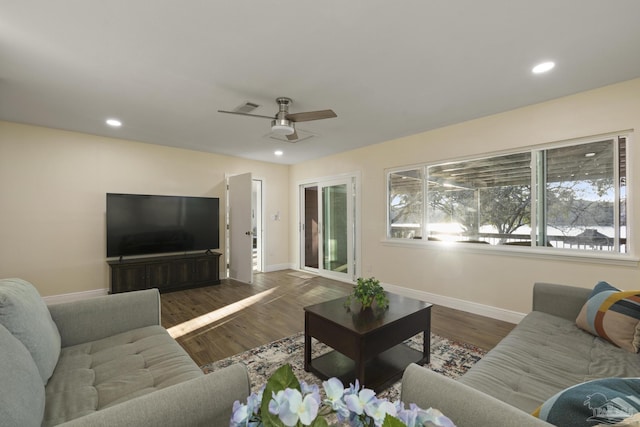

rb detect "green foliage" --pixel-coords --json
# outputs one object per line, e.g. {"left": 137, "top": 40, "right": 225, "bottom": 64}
{"left": 383, "top": 414, "right": 408, "bottom": 427}
{"left": 309, "top": 417, "right": 330, "bottom": 427}
{"left": 478, "top": 185, "right": 531, "bottom": 235}
{"left": 260, "top": 364, "right": 301, "bottom": 427}
{"left": 345, "top": 277, "right": 389, "bottom": 310}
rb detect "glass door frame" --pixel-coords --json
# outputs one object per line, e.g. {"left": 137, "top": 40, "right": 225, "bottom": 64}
{"left": 298, "top": 173, "right": 360, "bottom": 282}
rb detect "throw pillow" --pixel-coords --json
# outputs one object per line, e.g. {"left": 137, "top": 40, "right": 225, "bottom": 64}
{"left": 0, "top": 323, "right": 46, "bottom": 427}
{"left": 0, "top": 278, "right": 61, "bottom": 383}
{"left": 596, "top": 413, "right": 640, "bottom": 426}
{"left": 533, "top": 378, "right": 640, "bottom": 427}
{"left": 575, "top": 281, "right": 640, "bottom": 353}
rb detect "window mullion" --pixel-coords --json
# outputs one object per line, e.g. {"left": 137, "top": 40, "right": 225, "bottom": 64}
{"left": 423, "top": 166, "right": 428, "bottom": 239}
{"left": 534, "top": 150, "right": 547, "bottom": 247}
{"left": 530, "top": 154, "right": 536, "bottom": 246}
{"left": 614, "top": 138, "right": 620, "bottom": 252}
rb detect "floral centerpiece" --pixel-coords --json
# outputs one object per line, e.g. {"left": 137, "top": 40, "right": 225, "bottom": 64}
{"left": 344, "top": 277, "right": 389, "bottom": 311}
{"left": 231, "top": 364, "right": 455, "bottom": 427}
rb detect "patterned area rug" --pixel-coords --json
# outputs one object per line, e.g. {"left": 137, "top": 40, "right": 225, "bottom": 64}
{"left": 201, "top": 332, "right": 485, "bottom": 402}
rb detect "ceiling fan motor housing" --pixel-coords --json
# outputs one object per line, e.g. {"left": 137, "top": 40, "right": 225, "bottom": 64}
{"left": 271, "top": 97, "right": 296, "bottom": 135}
{"left": 271, "top": 118, "right": 295, "bottom": 135}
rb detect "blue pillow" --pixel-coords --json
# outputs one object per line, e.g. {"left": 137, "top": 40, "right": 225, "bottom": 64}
{"left": 533, "top": 378, "right": 640, "bottom": 427}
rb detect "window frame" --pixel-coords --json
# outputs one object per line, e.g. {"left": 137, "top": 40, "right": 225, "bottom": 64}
{"left": 385, "top": 132, "right": 635, "bottom": 264}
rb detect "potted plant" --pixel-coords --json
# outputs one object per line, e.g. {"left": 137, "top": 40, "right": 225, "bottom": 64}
{"left": 345, "top": 277, "right": 389, "bottom": 311}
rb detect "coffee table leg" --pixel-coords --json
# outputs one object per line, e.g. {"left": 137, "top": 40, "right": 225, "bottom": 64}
{"left": 304, "top": 314, "right": 311, "bottom": 372}
{"left": 358, "top": 365, "right": 366, "bottom": 387}
{"left": 423, "top": 330, "right": 430, "bottom": 364}
{"left": 356, "top": 348, "right": 366, "bottom": 386}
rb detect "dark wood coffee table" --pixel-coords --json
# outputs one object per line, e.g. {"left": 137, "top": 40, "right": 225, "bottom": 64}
{"left": 304, "top": 292, "right": 432, "bottom": 392}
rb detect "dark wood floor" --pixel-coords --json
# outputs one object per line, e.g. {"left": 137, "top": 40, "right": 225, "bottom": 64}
{"left": 160, "top": 270, "right": 516, "bottom": 367}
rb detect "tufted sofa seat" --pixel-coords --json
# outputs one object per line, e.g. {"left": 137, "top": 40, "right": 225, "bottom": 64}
{"left": 0, "top": 278, "right": 250, "bottom": 427}
{"left": 401, "top": 282, "right": 640, "bottom": 427}
{"left": 43, "top": 325, "right": 204, "bottom": 426}
{"left": 456, "top": 309, "right": 640, "bottom": 413}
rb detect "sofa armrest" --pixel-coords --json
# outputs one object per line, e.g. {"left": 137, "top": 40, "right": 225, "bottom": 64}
{"left": 48, "top": 289, "right": 161, "bottom": 347}
{"left": 57, "top": 363, "right": 251, "bottom": 427}
{"left": 400, "top": 364, "right": 551, "bottom": 427}
{"left": 532, "top": 282, "right": 591, "bottom": 321}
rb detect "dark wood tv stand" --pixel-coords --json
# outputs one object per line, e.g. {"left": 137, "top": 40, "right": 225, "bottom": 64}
{"left": 107, "top": 252, "right": 221, "bottom": 294}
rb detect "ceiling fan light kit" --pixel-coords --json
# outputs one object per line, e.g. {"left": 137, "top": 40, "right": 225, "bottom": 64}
{"left": 271, "top": 118, "right": 295, "bottom": 135}
{"left": 218, "top": 96, "right": 337, "bottom": 142}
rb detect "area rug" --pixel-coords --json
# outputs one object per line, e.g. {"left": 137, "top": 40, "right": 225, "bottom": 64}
{"left": 201, "top": 332, "right": 485, "bottom": 402}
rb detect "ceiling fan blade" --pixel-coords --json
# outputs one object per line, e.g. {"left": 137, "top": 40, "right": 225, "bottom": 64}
{"left": 286, "top": 109, "right": 337, "bottom": 122}
{"left": 286, "top": 130, "right": 299, "bottom": 141}
{"left": 217, "top": 110, "right": 274, "bottom": 120}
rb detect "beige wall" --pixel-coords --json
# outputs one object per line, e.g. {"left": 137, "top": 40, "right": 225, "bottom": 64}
{"left": 3, "top": 78, "right": 640, "bottom": 313}
{"left": 290, "top": 78, "right": 640, "bottom": 314}
{"left": 0, "top": 122, "right": 289, "bottom": 296}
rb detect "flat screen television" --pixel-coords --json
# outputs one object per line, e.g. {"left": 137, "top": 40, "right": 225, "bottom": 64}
{"left": 106, "top": 193, "right": 220, "bottom": 258}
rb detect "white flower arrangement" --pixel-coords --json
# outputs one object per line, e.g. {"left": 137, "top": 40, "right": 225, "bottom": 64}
{"left": 230, "top": 364, "right": 455, "bottom": 427}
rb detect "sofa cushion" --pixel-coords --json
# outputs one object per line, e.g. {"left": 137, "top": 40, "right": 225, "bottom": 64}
{"left": 42, "top": 325, "right": 203, "bottom": 427}
{"left": 576, "top": 281, "right": 640, "bottom": 353}
{"left": 0, "top": 278, "right": 61, "bottom": 383}
{"left": 459, "top": 310, "right": 640, "bottom": 413}
{"left": 0, "top": 323, "right": 46, "bottom": 427}
{"left": 532, "top": 377, "right": 640, "bottom": 427}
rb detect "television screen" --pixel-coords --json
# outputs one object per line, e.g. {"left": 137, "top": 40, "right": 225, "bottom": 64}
{"left": 106, "top": 193, "right": 220, "bottom": 258}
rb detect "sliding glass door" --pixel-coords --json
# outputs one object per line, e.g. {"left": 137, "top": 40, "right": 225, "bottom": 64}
{"left": 301, "top": 177, "right": 356, "bottom": 280}
{"left": 322, "top": 182, "right": 349, "bottom": 273}
{"left": 303, "top": 186, "right": 319, "bottom": 269}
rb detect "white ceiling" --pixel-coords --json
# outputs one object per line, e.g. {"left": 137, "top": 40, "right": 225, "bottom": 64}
{"left": 2, "top": 1, "right": 640, "bottom": 165}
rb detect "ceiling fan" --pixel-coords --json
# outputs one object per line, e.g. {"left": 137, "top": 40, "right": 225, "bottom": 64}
{"left": 218, "top": 97, "right": 337, "bottom": 142}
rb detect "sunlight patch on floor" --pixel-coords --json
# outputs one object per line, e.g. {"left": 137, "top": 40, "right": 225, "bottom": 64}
{"left": 167, "top": 288, "right": 278, "bottom": 339}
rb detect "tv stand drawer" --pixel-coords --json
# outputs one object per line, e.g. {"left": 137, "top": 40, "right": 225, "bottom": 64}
{"left": 108, "top": 252, "right": 221, "bottom": 294}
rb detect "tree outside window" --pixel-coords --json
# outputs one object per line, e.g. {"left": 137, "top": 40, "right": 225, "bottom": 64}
{"left": 387, "top": 135, "right": 628, "bottom": 253}
{"left": 389, "top": 169, "right": 423, "bottom": 239}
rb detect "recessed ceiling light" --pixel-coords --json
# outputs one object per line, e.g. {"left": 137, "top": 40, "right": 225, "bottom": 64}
{"left": 106, "top": 118, "right": 122, "bottom": 127}
{"left": 274, "top": 150, "right": 284, "bottom": 156}
{"left": 585, "top": 152, "right": 596, "bottom": 157}
{"left": 532, "top": 61, "right": 555, "bottom": 74}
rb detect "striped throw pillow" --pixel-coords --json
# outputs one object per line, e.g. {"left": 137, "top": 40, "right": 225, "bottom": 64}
{"left": 576, "top": 281, "right": 640, "bottom": 353}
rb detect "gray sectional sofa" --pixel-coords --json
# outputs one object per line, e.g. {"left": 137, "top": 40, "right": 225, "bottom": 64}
{"left": 0, "top": 278, "right": 250, "bottom": 427}
{"left": 401, "top": 282, "right": 640, "bottom": 426}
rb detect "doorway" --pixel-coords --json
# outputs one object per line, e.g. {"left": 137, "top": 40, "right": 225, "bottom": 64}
{"left": 300, "top": 176, "right": 358, "bottom": 280}
{"left": 252, "top": 179, "right": 263, "bottom": 272}
{"left": 227, "top": 174, "right": 264, "bottom": 283}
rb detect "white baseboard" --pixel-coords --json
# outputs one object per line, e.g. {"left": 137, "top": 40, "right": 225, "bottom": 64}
{"left": 382, "top": 282, "right": 525, "bottom": 324}
{"left": 43, "top": 288, "right": 108, "bottom": 305}
{"left": 264, "top": 263, "right": 295, "bottom": 272}
{"left": 40, "top": 276, "right": 525, "bottom": 324}
{"left": 282, "top": 270, "right": 523, "bottom": 324}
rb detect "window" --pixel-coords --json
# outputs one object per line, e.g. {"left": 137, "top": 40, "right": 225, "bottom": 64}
{"left": 427, "top": 152, "right": 531, "bottom": 244}
{"left": 389, "top": 169, "right": 423, "bottom": 239}
{"left": 542, "top": 138, "right": 627, "bottom": 251}
{"left": 387, "top": 134, "right": 628, "bottom": 253}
